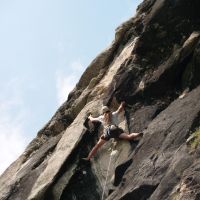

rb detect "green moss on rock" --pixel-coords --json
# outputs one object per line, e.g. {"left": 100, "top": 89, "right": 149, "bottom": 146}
{"left": 188, "top": 128, "right": 200, "bottom": 150}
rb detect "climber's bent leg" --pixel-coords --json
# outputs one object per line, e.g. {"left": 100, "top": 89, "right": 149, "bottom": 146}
{"left": 84, "top": 138, "right": 107, "bottom": 160}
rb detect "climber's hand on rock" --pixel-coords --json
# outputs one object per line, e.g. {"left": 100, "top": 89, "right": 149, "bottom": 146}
{"left": 121, "top": 101, "right": 126, "bottom": 107}
{"left": 88, "top": 114, "right": 93, "bottom": 121}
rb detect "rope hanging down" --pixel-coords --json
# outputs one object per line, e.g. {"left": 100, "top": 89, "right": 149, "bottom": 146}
{"left": 101, "top": 146, "right": 119, "bottom": 200}
{"left": 101, "top": 148, "right": 113, "bottom": 200}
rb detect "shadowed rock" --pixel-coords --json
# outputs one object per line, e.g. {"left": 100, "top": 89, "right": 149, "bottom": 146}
{"left": 1, "top": 0, "right": 200, "bottom": 200}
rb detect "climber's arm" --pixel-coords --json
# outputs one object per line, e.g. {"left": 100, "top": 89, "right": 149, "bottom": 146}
{"left": 88, "top": 115, "right": 102, "bottom": 122}
{"left": 116, "top": 101, "right": 125, "bottom": 113}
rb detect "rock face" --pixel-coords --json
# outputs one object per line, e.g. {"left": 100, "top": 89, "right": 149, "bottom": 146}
{"left": 1, "top": 0, "right": 200, "bottom": 199}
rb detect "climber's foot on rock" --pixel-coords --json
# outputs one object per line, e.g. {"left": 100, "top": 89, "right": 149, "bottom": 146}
{"left": 138, "top": 132, "right": 144, "bottom": 137}
{"left": 134, "top": 132, "right": 143, "bottom": 140}
{"left": 81, "top": 157, "right": 90, "bottom": 162}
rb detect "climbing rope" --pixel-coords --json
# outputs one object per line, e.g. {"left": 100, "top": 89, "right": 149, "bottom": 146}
{"left": 101, "top": 148, "right": 113, "bottom": 200}
{"left": 100, "top": 142, "right": 120, "bottom": 200}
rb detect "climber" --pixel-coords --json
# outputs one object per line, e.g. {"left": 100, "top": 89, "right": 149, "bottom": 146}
{"left": 82, "top": 102, "right": 143, "bottom": 161}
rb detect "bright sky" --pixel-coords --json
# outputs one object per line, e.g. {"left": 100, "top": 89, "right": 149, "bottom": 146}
{"left": 0, "top": 0, "right": 142, "bottom": 174}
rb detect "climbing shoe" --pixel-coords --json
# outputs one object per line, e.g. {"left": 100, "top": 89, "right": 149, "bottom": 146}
{"left": 81, "top": 158, "right": 90, "bottom": 162}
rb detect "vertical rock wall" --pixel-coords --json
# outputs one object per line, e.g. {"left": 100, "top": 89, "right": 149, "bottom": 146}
{"left": 1, "top": 0, "right": 200, "bottom": 200}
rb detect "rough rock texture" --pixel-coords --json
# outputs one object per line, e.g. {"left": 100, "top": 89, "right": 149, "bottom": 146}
{"left": 1, "top": 0, "right": 200, "bottom": 200}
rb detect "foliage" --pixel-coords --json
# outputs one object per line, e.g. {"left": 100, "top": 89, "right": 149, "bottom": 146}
{"left": 190, "top": 128, "right": 200, "bottom": 150}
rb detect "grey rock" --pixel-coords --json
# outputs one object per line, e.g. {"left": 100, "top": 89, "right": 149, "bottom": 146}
{"left": 1, "top": 0, "right": 200, "bottom": 200}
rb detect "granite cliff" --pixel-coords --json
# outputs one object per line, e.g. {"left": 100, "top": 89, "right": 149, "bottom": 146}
{"left": 1, "top": 0, "right": 200, "bottom": 199}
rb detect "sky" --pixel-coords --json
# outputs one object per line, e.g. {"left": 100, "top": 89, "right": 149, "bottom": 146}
{"left": 0, "top": 0, "right": 142, "bottom": 174}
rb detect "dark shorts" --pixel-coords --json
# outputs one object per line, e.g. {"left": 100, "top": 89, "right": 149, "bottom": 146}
{"left": 101, "top": 126, "right": 124, "bottom": 141}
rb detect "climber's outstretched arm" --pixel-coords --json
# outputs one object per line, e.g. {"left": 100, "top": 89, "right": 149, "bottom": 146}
{"left": 88, "top": 115, "right": 101, "bottom": 122}
{"left": 116, "top": 101, "right": 125, "bottom": 114}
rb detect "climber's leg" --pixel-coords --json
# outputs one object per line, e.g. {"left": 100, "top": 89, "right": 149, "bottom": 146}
{"left": 83, "top": 138, "right": 107, "bottom": 160}
{"left": 119, "top": 132, "right": 143, "bottom": 140}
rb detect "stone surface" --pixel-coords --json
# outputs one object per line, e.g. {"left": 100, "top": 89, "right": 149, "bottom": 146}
{"left": 1, "top": 0, "right": 200, "bottom": 200}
